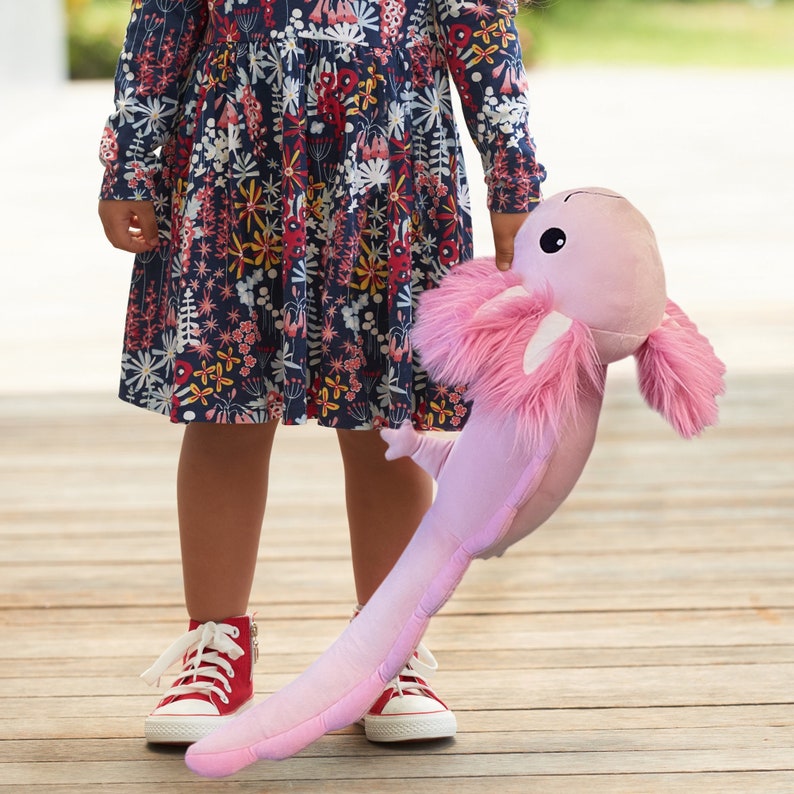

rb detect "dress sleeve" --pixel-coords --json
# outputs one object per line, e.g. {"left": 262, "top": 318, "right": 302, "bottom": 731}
{"left": 98, "top": 0, "right": 209, "bottom": 201}
{"left": 434, "top": 0, "right": 546, "bottom": 212}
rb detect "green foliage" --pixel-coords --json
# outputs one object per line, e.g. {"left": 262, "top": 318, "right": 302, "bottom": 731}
{"left": 67, "top": 0, "right": 794, "bottom": 79}
{"left": 67, "top": 0, "right": 128, "bottom": 79}
{"left": 519, "top": 0, "right": 794, "bottom": 67}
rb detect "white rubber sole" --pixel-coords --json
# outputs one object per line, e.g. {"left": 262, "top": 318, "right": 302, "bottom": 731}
{"left": 363, "top": 709, "right": 457, "bottom": 743}
{"left": 144, "top": 701, "right": 253, "bottom": 745}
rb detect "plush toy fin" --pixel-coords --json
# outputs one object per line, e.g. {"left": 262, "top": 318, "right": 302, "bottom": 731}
{"left": 634, "top": 299, "right": 726, "bottom": 438}
{"left": 522, "top": 311, "right": 574, "bottom": 374}
{"left": 494, "top": 314, "right": 600, "bottom": 450}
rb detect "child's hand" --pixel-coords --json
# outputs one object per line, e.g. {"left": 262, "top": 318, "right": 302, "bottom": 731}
{"left": 99, "top": 200, "right": 160, "bottom": 253}
{"left": 490, "top": 211, "right": 530, "bottom": 271}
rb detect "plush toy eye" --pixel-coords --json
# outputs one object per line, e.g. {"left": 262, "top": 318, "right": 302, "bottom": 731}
{"left": 539, "top": 227, "right": 566, "bottom": 254}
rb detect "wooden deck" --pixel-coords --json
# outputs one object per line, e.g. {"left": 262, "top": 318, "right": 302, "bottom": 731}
{"left": 1, "top": 372, "right": 792, "bottom": 793}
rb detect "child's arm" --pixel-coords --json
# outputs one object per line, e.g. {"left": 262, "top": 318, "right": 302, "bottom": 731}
{"left": 434, "top": 0, "right": 545, "bottom": 213}
{"left": 99, "top": 1, "right": 210, "bottom": 203}
{"left": 491, "top": 209, "right": 530, "bottom": 271}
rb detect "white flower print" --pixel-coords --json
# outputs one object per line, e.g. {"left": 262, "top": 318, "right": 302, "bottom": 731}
{"left": 282, "top": 76, "right": 302, "bottom": 115}
{"left": 132, "top": 95, "right": 178, "bottom": 137}
{"left": 237, "top": 269, "right": 265, "bottom": 307}
{"left": 152, "top": 330, "right": 178, "bottom": 369}
{"left": 342, "top": 295, "right": 368, "bottom": 332}
{"left": 355, "top": 158, "right": 390, "bottom": 193}
{"left": 413, "top": 86, "right": 443, "bottom": 133}
{"left": 146, "top": 383, "right": 176, "bottom": 415}
{"left": 123, "top": 349, "right": 167, "bottom": 392}
{"left": 112, "top": 87, "right": 137, "bottom": 127}
{"left": 350, "top": 0, "right": 379, "bottom": 33}
{"left": 386, "top": 100, "right": 406, "bottom": 137}
{"left": 232, "top": 152, "right": 261, "bottom": 185}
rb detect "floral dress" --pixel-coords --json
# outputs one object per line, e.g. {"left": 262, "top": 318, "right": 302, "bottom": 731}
{"left": 99, "top": 0, "right": 545, "bottom": 428}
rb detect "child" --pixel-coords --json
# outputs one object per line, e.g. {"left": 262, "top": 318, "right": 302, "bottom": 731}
{"left": 98, "top": 0, "right": 544, "bottom": 746}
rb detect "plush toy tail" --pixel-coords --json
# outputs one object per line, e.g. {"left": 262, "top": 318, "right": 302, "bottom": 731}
{"left": 634, "top": 299, "right": 726, "bottom": 438}
{"left": 184, "top": 406, "right": 560, "bottom": 778}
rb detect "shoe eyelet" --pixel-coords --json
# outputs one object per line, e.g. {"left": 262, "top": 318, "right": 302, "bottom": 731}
{"left": 230, "top": 628, "right": 240, "bottom": 638}
{"left": 228, "top": 669, "right": 235, "bottom": 679}
{"left": 220, "top": 694, "right": 229, "bottom": 705}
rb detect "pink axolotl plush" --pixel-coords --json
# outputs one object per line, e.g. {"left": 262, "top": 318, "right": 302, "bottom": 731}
{"left": 185, "top": 188, "right": 726, "bottom": 778}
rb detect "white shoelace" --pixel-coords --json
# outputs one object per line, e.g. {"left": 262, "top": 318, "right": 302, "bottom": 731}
{"left": 140, "top": 621, "right": 245, "bottom": 705}
{"left": 388, "top": 642, "right": 439, "bottom": 698}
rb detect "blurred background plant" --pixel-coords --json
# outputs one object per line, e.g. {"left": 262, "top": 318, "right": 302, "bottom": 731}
{"left": 67, "top": 0, "right": 794, "bottom": 79}
{"left": 67, "top": 0, "right": 128, "bottom": 79}
{"left": 520, "top": 0, "right": 794, "bottom": 67}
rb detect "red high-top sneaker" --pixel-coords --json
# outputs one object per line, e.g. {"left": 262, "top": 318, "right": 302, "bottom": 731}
{"left": 362, "top": 641, "right": 457, "bottom": 743}
{"left": 140, "top": 615, "right": 258, "bottom": 744}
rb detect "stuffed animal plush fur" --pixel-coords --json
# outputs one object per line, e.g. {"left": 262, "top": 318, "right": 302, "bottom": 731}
{"left": 185, "top": 188, "right": 726, "bottom": 778}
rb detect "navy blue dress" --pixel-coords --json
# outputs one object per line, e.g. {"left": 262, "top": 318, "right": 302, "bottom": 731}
{"left": 100, "top": 0, "right": 544, "bottom": 427}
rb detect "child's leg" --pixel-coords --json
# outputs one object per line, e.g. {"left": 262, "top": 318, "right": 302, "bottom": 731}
{"left": 336, "top": 428, "right": 455, "bottom": 743}
{"left": 177, "top": 421, "right": 278, "bottom": 622}
{"left": 336, "top": 428, "right": 432, "bottom": 605}
{"left": 142, "top": 421, "right": 278, "bottom": 745}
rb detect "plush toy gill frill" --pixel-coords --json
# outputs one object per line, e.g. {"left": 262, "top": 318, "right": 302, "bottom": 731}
{"left": 185, "top": 188, "right": 726, "bottom": 778}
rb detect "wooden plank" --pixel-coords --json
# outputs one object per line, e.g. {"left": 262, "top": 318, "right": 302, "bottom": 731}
{"left": 7, "top": 724, "right": 794, "bottom": 764}
{"left": 2, "top": 606, "right": 792, "bottom": 659}
{"left": 3, "top": 637, "right": 794, "bottom": 677}
{"left": 6, "top": 773, "right": 794, "bottom": 794}
{"left": 3, "top": 746, "right": 794, "bottom": 784}
{"left": 6, "top": 704, "right": 794, "bottom": 742}
{"left": 1, "top": 662, "right": 790, "bottom": 726}
{"left": 4, "top": 518, "right": 794, "bottom": 563}
{"left": 3, "top": 548, "right": 793, "bottom": 607}
{"left": 5, "top": 726, "right": 794, "bottom": 765}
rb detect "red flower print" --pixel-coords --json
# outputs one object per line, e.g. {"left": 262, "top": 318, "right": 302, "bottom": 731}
{"left": 99, "top": 126, "right": 118, "bottom": 164}
{"left": 174, "top": 361, "right": 194, "bottom": 386}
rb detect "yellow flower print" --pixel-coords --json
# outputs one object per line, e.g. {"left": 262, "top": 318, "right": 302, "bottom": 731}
{"left": 429, "top": 398, "right": 455, "bottom": 426}
{"left": 352, "top": 241, "right": 387, "bottom": 295}
{"left": 360, "top": 62, "right": 385, "bottom": 111}
{"left": 388, "top": 173, "right": 410, "bottom": 217}
{"left": 210, "top": 363, "right": 235, "bottom": 392}
{"left": 208, "top": 49, "right": 232, "bottom": 85}
{"left": 228, "top": 232, "right": 254, "bottom": 280}
{"left": 187, "top": 383, "right": 214, "bottom": 406}
{"left": 306, "top": 178, "right": 327, "bottom": 222}
{"left": 494, "top": 19, "right": 517, "bottom": 48}
{"left": 471, "top": 43, "right": 499, "bottom": 66}
{"left": 316, "top": 387, "right": 340, "bottom": 417}
{"left": 250, "top": 228, "right": 283, "bottom": 269}
{"left": 235, "top": 179, "right": 268, "bottom": 233}
{"left": 218, "top": 347, "right": 241, "bottom": 372}
{"left": 282, "top": 150, "right": 304, "bottom": 192}
{"left": 324, "top": 374, "right": 349, "bottom": 400}
{"left": 474, "top": 19, "right": 499, "bottom": 45}
{"left": 194, "top": 361, "right": 216, "bottom": 386}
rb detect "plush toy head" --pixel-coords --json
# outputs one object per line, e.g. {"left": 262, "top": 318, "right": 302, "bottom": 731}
{"left": 512, "top": 187, "right": 667, "bottom": 364}
{"left": 415, "top": 187, "right": 725, "bottom": 440}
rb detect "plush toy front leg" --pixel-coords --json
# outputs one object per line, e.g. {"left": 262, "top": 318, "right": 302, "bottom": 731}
{"left": 382, "top": 422, "right": 456, "bottom": 479}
